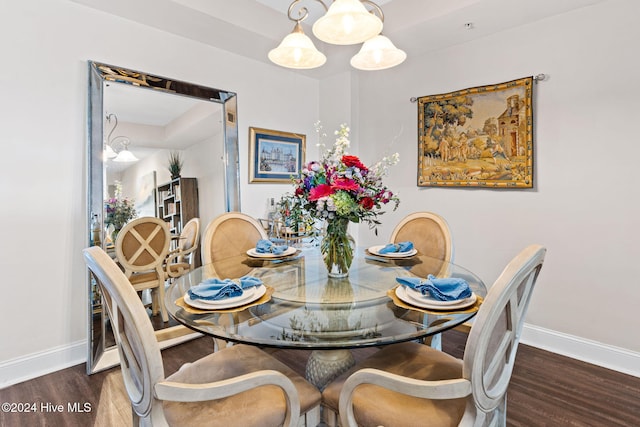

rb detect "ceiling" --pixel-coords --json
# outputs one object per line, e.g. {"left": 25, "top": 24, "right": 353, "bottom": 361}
{"left": 73, "top": 0, "right": 605, "bottom": 79}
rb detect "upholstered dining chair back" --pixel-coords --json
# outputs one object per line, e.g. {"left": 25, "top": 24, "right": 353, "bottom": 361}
{"left": 328, "top": 245, "right": 546, "bottom": 427}
{"left": 165, "top": 217, "right": 200, "bottom": 279}
{"left": 84, "top": 246, "right": 169, "bottom": 424}
{"left": 202, "top": 212, "right": 268, "bottom": 266}
{"left": 115, "top": 216, "right": 171, "bottom": 322}
{"left": 390, "top": 211, "right": 453, "bottom": 262}
{"left": 84, "top": 246, "right": 322, "bottom": 427}
{"left": 461, "top": 244, "right": 546, "bottom": 424}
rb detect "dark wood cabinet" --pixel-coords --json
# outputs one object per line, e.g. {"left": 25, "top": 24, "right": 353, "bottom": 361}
{"left": 157, "top": 177, "right": 199, "bottom": 234}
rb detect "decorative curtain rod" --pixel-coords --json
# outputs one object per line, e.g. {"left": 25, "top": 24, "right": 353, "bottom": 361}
{"left": 409, "top": 74, "right": 546, "bottom": 103}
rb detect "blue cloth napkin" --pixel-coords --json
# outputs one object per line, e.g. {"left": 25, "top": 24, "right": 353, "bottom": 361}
{"left": 396, "top": 274, "right": 472, "bottom": 301}
{"left": 188, "top": 276, "right": 263, "bottom": 301}
{"left": 379, "top": 241, "right": 414, "bottom": 254}
{"left": 256, "top": 239, "right": 289, "bottom": 255}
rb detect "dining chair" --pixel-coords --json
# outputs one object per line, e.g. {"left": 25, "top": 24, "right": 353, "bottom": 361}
{"left": 390, "top": 211, "right": 453, "bottom": 263}
{"left": 165, "top": 217, "right": 201, "bottom": 281}
{"left": 201, "top": 212, "right": 268, "bottom": 350}
{"left": 390, "top": 211, "right": 454, "bottom": 349}
{"left": 322, "top": 244, "right": 546, "bottom": 427}
{"left": 83, "top": 246, "right": 322, "bottom": 427}
{"left": 115, "top": 216, "right": 171, "bottom": 323}
{"left": 202, "top": 212, "right": 268, "bottom": 267}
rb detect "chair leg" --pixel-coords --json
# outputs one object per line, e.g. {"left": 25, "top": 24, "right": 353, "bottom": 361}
{"left": 301, "top": 406, "right": 321, "bottom": 427}
{"left": 156, "top": 282, "right": 169, "bottom": 323}
{"left": 322, "top": 405, "right": 338, "bottom": 427}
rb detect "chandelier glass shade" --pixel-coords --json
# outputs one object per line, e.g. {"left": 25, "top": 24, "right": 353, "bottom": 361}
{"left": 269, "top": 0, "right": 405, "bottom": 71}
{"left": 312, "top": 0, "right": 383, "bottom": 45}
{"left": 350, "top": 34, "right": 407, "bottom": 70}
{"left": 268, "top": 22, "right": 327, "bottom": 69}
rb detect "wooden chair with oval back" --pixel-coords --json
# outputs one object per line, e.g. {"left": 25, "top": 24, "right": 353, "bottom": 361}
{"left": 115, "top": 216, "right": 171, "bottom": 323}
{"left": 202, "top": 212, "right": 268, "bottom": 275}
{"left": 165, "top": 217, "right": 201, "bottom": 282}
{"left": 201, "top": 212, "right": 269, "bottom": 351}
{"left": 390, "top": 211, "right": 454, "bottom": 266}
{"left": 83, "top": 246, "right": 322, "bottom": 427}
{"left": 321, "top": 245, "right": 546, "bottom": 427}
{"left": 390, "top": 211, "right": 455, "bottom": 349}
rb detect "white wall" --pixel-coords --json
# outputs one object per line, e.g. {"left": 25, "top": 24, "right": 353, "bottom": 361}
{"left": 351, "top": 0, "right": 640, "bottom": 371}
{"left": 0, "top": 0, "right": 319, "bottom": 385}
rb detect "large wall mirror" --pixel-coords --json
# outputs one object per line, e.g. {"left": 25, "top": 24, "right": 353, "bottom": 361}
{"left": 87, "top": 61, "right": 241, "bottom": 374}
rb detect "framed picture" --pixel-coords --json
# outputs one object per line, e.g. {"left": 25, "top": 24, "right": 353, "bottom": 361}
{"left": 135, "top": 171, "right": 157, "bottom": 217}
{"left": 417, "top": 76, "right": 534, "bottom": 188}
{"left": 249, "top": 127, "right": 305, "bottom": 183}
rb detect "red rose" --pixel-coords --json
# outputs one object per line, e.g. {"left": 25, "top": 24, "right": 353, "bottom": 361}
{"left": 295, "top": 187, "right": 304, "bottom": 196}
{"left": 359, "top": 197, "right": 374, "bottom": 210}
{"left": 341, "top": 155, "right": 368, "bottom": 171}
{"left": 309, "top": 184, "right": 334, "bottom": 201}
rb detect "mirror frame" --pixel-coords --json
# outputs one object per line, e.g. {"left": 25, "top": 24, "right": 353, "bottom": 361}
{"left": 86, "top": 60, "right": 241, "bottom": 374}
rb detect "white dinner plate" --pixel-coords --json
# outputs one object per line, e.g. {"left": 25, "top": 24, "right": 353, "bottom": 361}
{"left": 184, "top": 285, "right": 267, "bottom": 310}
{"left": 368, "top": 245, "right": 418, "bottom": 258}
{"left": 395, "top": 286, "right": 477, "bottom": 310}
{"left": 404, "top": 287, "right": 477, "bottom": 307}
{"left": 246, "top": 246, "right": 297, "bottom": 258}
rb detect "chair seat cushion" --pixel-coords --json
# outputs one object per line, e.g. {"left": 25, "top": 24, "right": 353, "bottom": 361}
{"left": 163, "top": 344, "right": 320, "bottom": 427}
{"left": 322, "top": 342, "right": 466, "bottom": 427}
{"left": 127, "top": 271, "right": 159, "bottom": 287}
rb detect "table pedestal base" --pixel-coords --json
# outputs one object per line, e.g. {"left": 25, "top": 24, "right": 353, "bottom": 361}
{"left": 305, "top": 349, "right": 355, "bottom": 390}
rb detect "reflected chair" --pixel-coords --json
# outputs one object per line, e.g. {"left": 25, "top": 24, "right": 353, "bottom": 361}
{"left": 322, "top": 244, "right": 546, "bottom": 427}
{"left": 115, "top": 216, "right": 171, "bottom": 323}
{"left": 165, "top": 217, "right": 201, "bottom": 281}
{"left": 83, "top": 246, "right": 321, "bottom": 427}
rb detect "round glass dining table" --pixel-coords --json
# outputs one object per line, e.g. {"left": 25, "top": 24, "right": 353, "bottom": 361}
{"left": 165, "top": 247, "right": 486, "bottom": 389}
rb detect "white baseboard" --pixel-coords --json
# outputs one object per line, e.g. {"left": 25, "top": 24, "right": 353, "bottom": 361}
{"left": 0, "top": 340, "right": 86, "bottom": 389}
{"left": 521, "top": 324, "right": 640, "bottom": 378}
{"left": 2, "top": 326, "right": 638, "bottom": 388}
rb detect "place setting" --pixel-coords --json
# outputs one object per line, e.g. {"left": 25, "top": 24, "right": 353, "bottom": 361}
{"left": 365, "top": 241, "right": 417, "bottom": 263}
{"left": 245, "top": 239, "right": 302, "bottom": 264}
{"left": 388, "top": 273, "right": 482, "bottom": 313}
{"left": 176, "top": 275, "right": 273, "bottom": 314}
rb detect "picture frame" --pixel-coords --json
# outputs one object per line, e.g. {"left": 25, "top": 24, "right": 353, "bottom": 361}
{"left": 135, "top": 171, "right": 157, "bottom": 217}
{"left": 249, "top": 127, "right": 306, "bottom": 183}
{"left": 417, "top": 76, "right": 534, "bottom": 188}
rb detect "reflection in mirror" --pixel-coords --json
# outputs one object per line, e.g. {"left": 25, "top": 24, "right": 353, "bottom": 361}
{"left": 87, "top": 61, "right": 240, "bottom": 374}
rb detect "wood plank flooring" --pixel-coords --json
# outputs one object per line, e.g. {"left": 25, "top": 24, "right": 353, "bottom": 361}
{"left": 1, "top": 329, "right": 639, "bottom": 426}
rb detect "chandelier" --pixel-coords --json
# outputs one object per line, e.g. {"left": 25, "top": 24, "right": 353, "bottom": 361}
{"left": 104, "top": 113, "right": 138, "bottom": 163}
{"left": 268, "top": 0, "right": 406, "bottom": 71}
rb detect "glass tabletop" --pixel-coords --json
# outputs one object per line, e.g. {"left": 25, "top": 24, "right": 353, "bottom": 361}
{"left": 165, "top": 247, "right": 487, "bottom": 350}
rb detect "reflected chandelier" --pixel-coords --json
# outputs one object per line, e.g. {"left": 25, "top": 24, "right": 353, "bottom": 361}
{"left": 104, "top": 113, "right": 138, "bottom": 163}
{"left": 268, "top": 0, "right": 406, "bottom": 71}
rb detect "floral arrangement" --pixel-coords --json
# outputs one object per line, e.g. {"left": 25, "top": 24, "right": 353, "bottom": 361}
{"left": 288, "top": 123, "right": 399, "bottom": 277}
{"left": 104, "top": 182, "right": 138, "bottom": 232}
{"left": 291, "top": 123, "right": 400, "bottom": 231}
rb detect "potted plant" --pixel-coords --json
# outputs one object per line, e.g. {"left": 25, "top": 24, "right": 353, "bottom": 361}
{"left": 168, "top": 151, "right": 183, "bottom": 179}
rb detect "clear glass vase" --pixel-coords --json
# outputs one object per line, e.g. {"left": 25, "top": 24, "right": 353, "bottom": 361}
{"left": 321, "top": 217, "right": 355, "bottom": 278}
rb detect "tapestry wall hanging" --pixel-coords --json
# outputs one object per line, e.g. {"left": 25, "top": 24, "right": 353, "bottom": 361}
{"left": 417, "top": 76, "right": 534, "bottom": 188}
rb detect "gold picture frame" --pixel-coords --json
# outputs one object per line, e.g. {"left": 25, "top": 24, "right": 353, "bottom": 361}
{"left": 249, "top": 127, "right": 306, "bottom": 183}
{"left": 418, "top": 76, "right": 534, "bottom": 188}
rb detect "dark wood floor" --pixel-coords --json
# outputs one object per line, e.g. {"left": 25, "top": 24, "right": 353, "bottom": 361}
{"left": 1, "top": 329, "right": 639, "bottom": 426}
